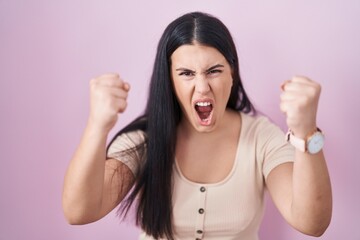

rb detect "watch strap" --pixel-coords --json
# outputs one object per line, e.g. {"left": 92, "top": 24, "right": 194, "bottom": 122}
{"left": 286, "top": 129, "right": 306, "bottom": 152}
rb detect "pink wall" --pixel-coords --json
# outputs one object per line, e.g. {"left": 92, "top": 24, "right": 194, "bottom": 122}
{"left": 1, "top": 1, "right": 359, "bottom": 239}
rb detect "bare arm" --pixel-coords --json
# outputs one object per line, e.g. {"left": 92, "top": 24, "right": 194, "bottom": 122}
{"left": 266, "top": 152, "right": 332, "bottom": 236}
{"left": 266, "top": 76, "right": 332, "bottom": 236}
{"left": 62, "top": 74, "right": 134, "bottom": 224}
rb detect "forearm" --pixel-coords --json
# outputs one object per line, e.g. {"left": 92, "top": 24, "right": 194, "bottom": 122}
{"left": 291, "top": 150, "right": 332, "bottom": 235}
{"left": 62, "top": 121, "right": 108, "bottom": 223}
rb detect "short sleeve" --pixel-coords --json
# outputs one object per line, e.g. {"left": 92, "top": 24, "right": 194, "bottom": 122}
{"left": 107, "top": 130, "right": 146, "bottom": 177}
{"left": 256, "top": 117, "right": 295, "bottom": 179}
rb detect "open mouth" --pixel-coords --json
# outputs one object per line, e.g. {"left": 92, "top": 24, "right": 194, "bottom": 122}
{"left": 194, "top": 101, "right": 213, "bottom": 124}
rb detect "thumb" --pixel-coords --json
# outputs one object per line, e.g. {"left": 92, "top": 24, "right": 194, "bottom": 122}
{"left": 123, "top": 82, "right": 131, "bottom": 91}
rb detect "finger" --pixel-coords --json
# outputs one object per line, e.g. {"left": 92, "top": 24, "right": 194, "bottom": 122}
{"left": 117, "top": 99, "right": 128, "bottom": 113}
{"left": 280, "top": 91, "right": 302, "bottom": 101}
{"left": 280, "top": 80, "right": 291, "bottom": 91}
{"left": 100, "top": 78, "right": 124, "bottom": 88}
{"left": 280, "top": 101, "right": 298, "bottom": 115}
{"left": 103, "top": 86, "right": 129, "bottom": 99}
{"left": 283, "top": 81, "right": 316, "bottom": 93}
{"left": 291, "top": 75, "right": 312, "bottom": 84}
{"left": 123, "top": 82, "right": 131, "bottom": 91}
{"left": 282, "top": 75, "right": 316, "bottom": 91}
{"left": 95, "top": 74, "right": 126, "bottom": 88}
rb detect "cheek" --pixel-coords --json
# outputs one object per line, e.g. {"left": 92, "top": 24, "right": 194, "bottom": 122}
{"left": 227, "top": 75, "right": 234, "bottom": 93}
{"left": 217, "top": 77, "right": 233, "bottom": 99}
{"left": 172, "top": 80, "right": 191, "bottom": 107}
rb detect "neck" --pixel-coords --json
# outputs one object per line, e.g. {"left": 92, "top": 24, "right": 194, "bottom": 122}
{"left": 177, "top": 108, "right": 239, "bottom": 140}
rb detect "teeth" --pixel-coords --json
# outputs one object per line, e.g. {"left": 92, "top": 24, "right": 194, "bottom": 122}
{"left": 196, "top": 102, "right": 211, "bottom": 107}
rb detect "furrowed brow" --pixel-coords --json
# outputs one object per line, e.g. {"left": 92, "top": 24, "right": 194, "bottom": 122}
{"left": 206, "top": 64, "right": 224, "bottom": 72}
{"left": 175, "top": 67, "right": 195, "bottom": 73}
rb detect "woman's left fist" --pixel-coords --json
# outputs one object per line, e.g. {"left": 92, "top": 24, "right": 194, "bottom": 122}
{"left": 280, "top": 76, "right": 321, "bottom": 139}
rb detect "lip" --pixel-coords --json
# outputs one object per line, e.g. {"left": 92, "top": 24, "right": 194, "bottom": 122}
{"left": 193, "top": 98, "right": 214, "bottom": 106}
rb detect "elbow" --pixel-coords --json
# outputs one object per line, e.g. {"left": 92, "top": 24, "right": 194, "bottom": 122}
{"left": 292, "top": 195, "right": 333, "bottom": 237}
{"left": 311, "top": 207, "right": 333, "bottom": 237}
{"left": 64, "top": 215, "right": 86, "bottom": 226}
{"left": 66, "top": 218, "right": 95, "bottom": 226}
{"left": 314, "top": 215, "right": 332, "bottom": 237}
{"left": 294, "top": 212, "right": 332, "bottom": 237}
{"left": 63, "top": 208, "right": 98, "bottom": 225}
{"left": 62, "top": 200, "right": 99, "bottom": 225}
{"left": 63, "top": 206, "right": 87, "bottom": 225}
{"left": 304, "top": 223, "right": 329, "bottom": 237}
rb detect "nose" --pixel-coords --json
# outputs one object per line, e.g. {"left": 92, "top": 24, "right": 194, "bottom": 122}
{"left": 195, "top": 74, "right": 210, "bottom": 94}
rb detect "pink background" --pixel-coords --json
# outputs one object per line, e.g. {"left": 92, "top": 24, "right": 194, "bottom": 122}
{"left": 1, "top": 1, "right": 359, "bottom": 239}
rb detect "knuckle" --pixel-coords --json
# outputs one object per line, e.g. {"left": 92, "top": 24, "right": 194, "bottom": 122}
{"left": 119, "top": 100, "right": 128, "bottom": 112}
{"left": 311, "top": 81, "right": 321, "bottom": 91}
{"left": 315, "top": 83, "right": 322, "bottom": 93}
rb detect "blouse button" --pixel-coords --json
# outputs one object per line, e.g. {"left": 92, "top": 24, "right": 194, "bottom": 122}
{"left": 197, "top": 230, "right": 203, "bottom": 234}
{"left": 198, "top": 208, "right": 204, "bottom": 214}
{"left": 200, "top": 186, "right": 206, "bottom": 192}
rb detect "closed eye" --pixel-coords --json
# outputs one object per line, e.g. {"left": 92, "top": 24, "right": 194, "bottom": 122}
{"left": 179, "top": 71, "right": 195, "bottom": 76}
{"left": 205, "top": 64, "right": 224, "bottom": 76}
{"left": 207, "top": 69, "right": 223, "bottom": 75}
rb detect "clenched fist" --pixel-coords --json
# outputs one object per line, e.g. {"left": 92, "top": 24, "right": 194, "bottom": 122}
{"left": 88, "top": 73, "right": 130, "bottom": 132}
{"left": 280, "top": 76, "right": 321, "bottom": 139}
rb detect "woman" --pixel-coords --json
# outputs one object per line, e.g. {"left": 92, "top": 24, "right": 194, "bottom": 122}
{"left": 62, "top": 12, "right": 332, "bottom": 240}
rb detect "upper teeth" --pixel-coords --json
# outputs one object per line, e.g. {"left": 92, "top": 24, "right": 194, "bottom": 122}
{"left": 196, "top": 102, "right": 211, "bottom": 106}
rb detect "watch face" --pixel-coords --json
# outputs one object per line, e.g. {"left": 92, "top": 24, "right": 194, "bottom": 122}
{"left": 307, "top": 132, "right": 325, "bottom": 154}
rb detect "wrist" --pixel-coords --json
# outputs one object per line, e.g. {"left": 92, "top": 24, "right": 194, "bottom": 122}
{"left": 290, "top": 124, "right": 317, "bottom": 139}
{"left": 86, "top": 119, "right": 112, "bottom": 138}
{"left": 286, "top": 127, "right": 325, "bottom": 154}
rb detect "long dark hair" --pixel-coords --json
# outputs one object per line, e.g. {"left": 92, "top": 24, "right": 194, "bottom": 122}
{"left": 107, "top": 12, "right": 255, "bottom": 239}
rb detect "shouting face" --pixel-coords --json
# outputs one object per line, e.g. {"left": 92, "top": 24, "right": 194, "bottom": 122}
{"left": 171, "top": 43, "right": 233, "bottom": 133}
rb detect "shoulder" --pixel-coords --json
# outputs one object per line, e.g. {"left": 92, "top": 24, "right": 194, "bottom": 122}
{"left": 241, "top": 112, "right": 281, "bottom": 136}
{"left": 240, "top": 112, "right": 294, "bottom": 178}
{"left": 108, "top": 130, "right": 147, "bottom": 156}
{"left": 240, "top": 112, "right": 290, "bottom": 153}
{"left": 107, "top": 130, "right": 147, "bottom": 177}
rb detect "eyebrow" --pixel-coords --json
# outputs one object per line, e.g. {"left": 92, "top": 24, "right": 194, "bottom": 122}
{"left": 175, "top": 64, "right": 225, "bottom": 72}
{"left": 206, "top": 64, "right": 224, "bottom": 72}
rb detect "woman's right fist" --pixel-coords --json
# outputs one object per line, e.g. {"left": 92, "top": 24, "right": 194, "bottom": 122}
{"left": 88, "top": 73, "right": 130, "bottom": 132}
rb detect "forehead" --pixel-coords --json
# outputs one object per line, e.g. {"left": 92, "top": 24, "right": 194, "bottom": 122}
{"left": 171, "top": 43, "right": 227, "bottom": 69}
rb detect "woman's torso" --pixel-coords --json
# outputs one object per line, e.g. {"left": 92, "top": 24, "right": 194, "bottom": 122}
{"left": 141, "top": 112, "right": 265, "bottom": 240}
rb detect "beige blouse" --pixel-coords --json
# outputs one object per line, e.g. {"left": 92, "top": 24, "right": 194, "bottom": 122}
{"left": 108, "top": 112, "right": 294, "bottom": 240}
